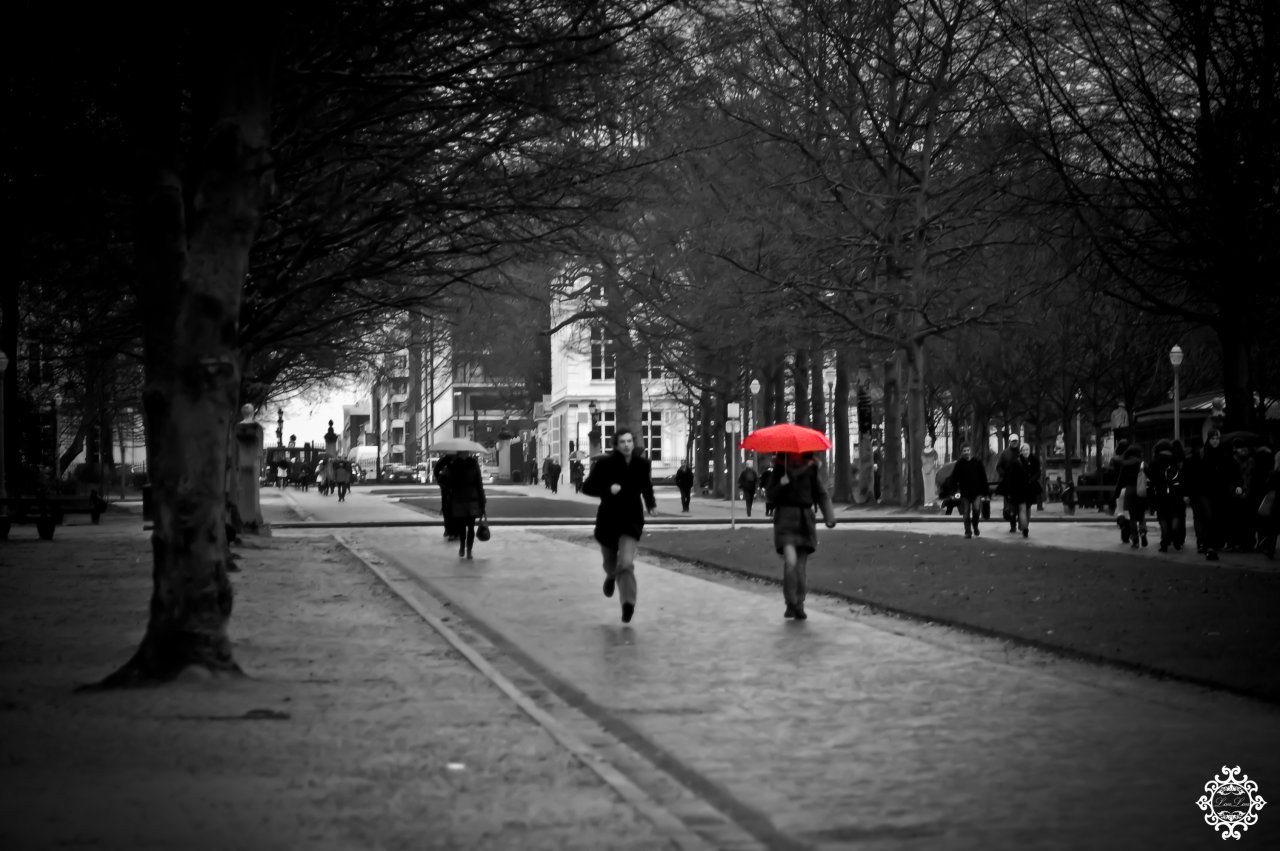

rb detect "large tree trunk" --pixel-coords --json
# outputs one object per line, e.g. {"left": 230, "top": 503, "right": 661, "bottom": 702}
{"left": 1218, "top": 326, "right": 1257, "bottom": 432}
{"left": 810, "top": 349, "right": 826, "bottom": 432}
{"left": 881, "top": 353, "right": 903, "bottom": 505}
{"left": 696, "top": 386, "right": 712, "bottom": 492}
{"left": 856, "top": 368, "right": 874, "bottom": 504}
{"left": 832, "top": 349, "right": 852, "bottom": 502}
{"left": 902, "top": 339, "right": 927, "bottom": 507}
{"left": 793, "top": 349, "right": 810, "bottom": 426}
{"left": 601, "top": 259, "right": 645, "bottom": 441}
{"left": 97, "top": 23, "right": 274, "bottom": 687}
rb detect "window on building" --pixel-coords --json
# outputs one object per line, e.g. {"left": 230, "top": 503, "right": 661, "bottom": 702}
{"left": 643, "top": 350, "right": 665, "bottom": 380}
{"left": 600, "top": 411, "right": 661, "bottom": 461}
{"left": 643, "top": 410, "right": 662, "bottom": 461}
{"left": 590, "top": 326, "right": 615, "bottom": 380}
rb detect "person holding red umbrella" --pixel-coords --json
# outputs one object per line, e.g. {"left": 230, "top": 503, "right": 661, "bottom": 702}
{"left": 740, "top": 424, "right": 837, "bottom": 620}
{"left": 765, "top": 451, "right": 836, "bottom": 620}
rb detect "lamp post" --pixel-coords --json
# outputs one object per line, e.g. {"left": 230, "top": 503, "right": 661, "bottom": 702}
{"left": 276, "top": 408, "right": 284, "bottom": 448}
{"left": 748, "top": 378, "right": 761, "bottom": 434}
{"left": 0, "top": 351, "right": 8, "bottom": 505}
{"left": 1169, "top": 344, "right": 1183, "bottom": 443}
{"left": 587, "top": 400, "right": 600, "bottom": 455}
{"left": 51, "top": 393, "right": 63, "bottom": 484}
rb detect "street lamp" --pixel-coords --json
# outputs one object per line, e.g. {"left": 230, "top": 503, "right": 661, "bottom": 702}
{"left": 748, "top": 378, "right": 761, "bottom": 434}
{"left": 276, "top": 408, "right": 284, "bottom": 447}
{"left": 51, "top": 393, "right": 63, "bottom": 484}
{"left": 587, "top": 400, "right": 600, "bottom": 455}
{"left": 0, "top": 350, "right": 8, "bottom": 504}
{"left": 1169, "top": 344, "right": 1184, "bottom": 443}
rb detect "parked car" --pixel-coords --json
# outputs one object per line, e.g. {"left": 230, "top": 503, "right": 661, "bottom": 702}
{"left": 380, "top": 463, "right": 415, "bottom": 484}
{"left": 414, "top": 462, "right": 431, "bottom": 484}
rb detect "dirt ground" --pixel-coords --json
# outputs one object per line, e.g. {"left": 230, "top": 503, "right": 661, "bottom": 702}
{"left": 0, "top": 513, "right": 672, "bottom": 851}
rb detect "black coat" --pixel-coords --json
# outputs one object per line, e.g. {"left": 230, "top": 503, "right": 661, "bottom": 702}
{"left": 674, "top": 466, "right": 694, "bottom": 493}
{"left": 1002, "top": 453, "right": 1041, "bottom": 505}
{"left": 448, "top": 456, "right": 486, "bottom": 518}
{"left": 949, "top": 457, "right": 989, "bottom": 500}
{"left": 582, "top": 450, "right": 657, "bottom": 547}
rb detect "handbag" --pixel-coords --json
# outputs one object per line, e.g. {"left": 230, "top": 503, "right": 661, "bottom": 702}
{"left": 1134, "top": 467, "right": 1148, "bottom": 499}
{"left": 475, "top": 515, "right": 491, "bottom": 542}
{"left": 1260, "top": 491, "right": 1276, "bottom": 518}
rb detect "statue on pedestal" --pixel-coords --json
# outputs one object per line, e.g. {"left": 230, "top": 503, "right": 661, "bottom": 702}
{"left": 921, "top": 438, "right": 940, "bottom": 505}
{"left": 233, "top": 404, "right": 267, "bottom": 534}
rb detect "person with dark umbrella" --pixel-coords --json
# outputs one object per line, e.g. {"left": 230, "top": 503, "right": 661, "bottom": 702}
{"left": 582, "top": 427, "right": 656, "bottom": 623}
{"left": 448, "top": 452, "right": 486, "bottom": 559}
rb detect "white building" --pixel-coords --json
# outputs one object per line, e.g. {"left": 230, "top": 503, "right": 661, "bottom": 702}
{"left": 535, "top": 291, "right": 689, "bottom": 483}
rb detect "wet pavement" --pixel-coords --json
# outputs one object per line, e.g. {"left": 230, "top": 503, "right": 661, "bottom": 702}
{"left": 266, "top": 484, "right": 1280, "bottom": 850}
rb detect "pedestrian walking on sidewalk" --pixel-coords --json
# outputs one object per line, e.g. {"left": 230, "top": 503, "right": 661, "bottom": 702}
{"left": 947, "top": 443, "right": 989, "bottom": 538}
{"left": 760, "top": 461, "right": 777, "bottom": 517}
{"left": 582, "top": 428, "right": 657, "bottom": 623}
{"left": 995, "top": 433, "right": 1021, "bottom": 532}
{"left": 1114, "top": 444, "right": 1148, "bottom": 548}
{"left": 1196, "top": 429, "right": 1232, "bottom": 561}
{"left": 449, "top": 453, "right": 486, "bottom": 559}
{"left": 675, "top": 462, "right": 694, "bottom": 512}
{"left": 1004, "top": 443, "right": 1041, "bottom": 538}
{"left": 738, "top": 459, "right": 759, "bottom": 517}
{"left": 765, "top": 452, "right": 836, "bottom": 620}
{"left": 435, "top": 454, "right": 458, "bottom": 541}
{"left": 1149, "top": 438, "right": 1186, "bottom": 551}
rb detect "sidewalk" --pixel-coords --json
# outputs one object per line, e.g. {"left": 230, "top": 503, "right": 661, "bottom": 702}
{"left": 0, "top": 509, "right": 676, "bottom": 850}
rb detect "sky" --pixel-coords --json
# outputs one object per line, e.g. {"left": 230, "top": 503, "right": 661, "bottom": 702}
{"left": 261, "top": 380, "right": 364, "bottom": 451}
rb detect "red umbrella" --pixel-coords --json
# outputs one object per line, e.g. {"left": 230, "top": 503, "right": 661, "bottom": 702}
{"left": 738, "top": 423, "right": 831, "bottom": 454}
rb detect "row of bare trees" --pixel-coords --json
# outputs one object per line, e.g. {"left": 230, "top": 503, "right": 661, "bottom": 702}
{"left": 6, "top": 0, "right": 1276, "bottom": 682}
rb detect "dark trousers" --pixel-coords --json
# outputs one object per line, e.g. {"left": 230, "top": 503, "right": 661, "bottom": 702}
{"left": 743, "top": 487, "right": 756, "bottom": 516}
{"left": 678, "top": 488, "right": 691, "bottom": 511}
{"left": 1156, "top": 498, "right": 1186, "bottom": 547}
{"left": 959, "top": 497, "right": 982, "bottom": 534}
{"left": 457, "top": 517, "right": 475, "bottom": 554}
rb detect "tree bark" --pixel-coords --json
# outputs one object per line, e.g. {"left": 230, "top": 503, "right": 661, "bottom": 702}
{"left": 1219, "top": 326, "right": 1257, "bottom": 433}
{"left": 881, "top": 353, "right": 903, "bottom": 505}
{"left": 902, "top": 339, "right": 927, "bottom": 507}
{"left": 810, "top": 349, "right": 826, "bottom": 434}
{"left": 856, "top": 367, "right": 874, "bottom": 504}
{"left": 97, "top": 20, "right": 275, "bottom": 687}
{"left": 832, "top": 348, "right": 852, "bottom": 502}
{"left": 793, "top": 349, "right": 810, "bottom": 426}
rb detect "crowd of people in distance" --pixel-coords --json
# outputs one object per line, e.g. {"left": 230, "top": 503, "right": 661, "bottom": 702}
{"left": 1110, "top": 430, "right": 1277, "bottom": 562}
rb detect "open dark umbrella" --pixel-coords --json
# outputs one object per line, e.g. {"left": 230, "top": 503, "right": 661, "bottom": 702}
{"left": 738, "top": 423, "right": 831, "bottom": 454}
{"left": 1218, "top": 430, "right": 1264, "bottom": 448}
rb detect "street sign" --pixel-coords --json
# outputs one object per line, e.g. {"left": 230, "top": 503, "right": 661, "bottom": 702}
{"left": 727, "top": 402, "right": 741, "bottom": 418}
{"left": 726, "top": 418, "right": 740, "bottom": 433}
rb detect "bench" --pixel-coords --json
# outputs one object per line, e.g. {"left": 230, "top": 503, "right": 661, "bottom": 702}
{"left": 1072, "top": 484, "right": 1115, "bottom": 511}
{"left": 0, "top": 492, "right": 109, "bottom": 540}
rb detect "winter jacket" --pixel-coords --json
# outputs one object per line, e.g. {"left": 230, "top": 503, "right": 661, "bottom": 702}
{"left": 674, "top": 466, "right": 695, "bottom": 493}
{"left": 949, "top": 457, "right": 990, "bottom": 500}
{"left": 1148, "top": 439, "right": 1185, "bottom": 504}
{"left": 448, "top": 456, "right": 486, "bottom": 519}
{"left": 765, "top": 457, "right": 834, "bottom": 517}
{"left": 738, "top": 467, "right": 759, "bottom": 492}
{"left": 1002, "top": 453, "right": 1042, "bottom": 505}
{"left": 583, "top": 449, "right": 657, "bottom": 547}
